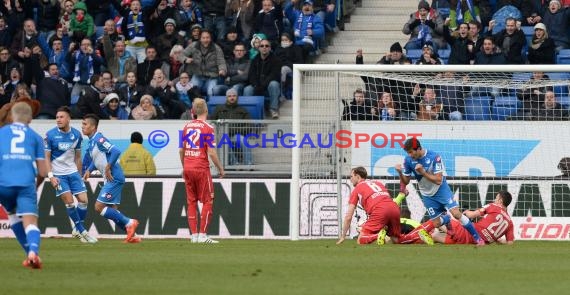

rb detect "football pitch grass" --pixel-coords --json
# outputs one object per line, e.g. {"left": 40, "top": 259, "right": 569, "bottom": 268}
{"left": 1, "top": 239, "right": 569, "bottom": 295}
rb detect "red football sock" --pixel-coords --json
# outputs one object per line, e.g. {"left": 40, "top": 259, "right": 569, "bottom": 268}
{"left": 187, "top": 199, "right": 198, "bottom": 234}
{"left": 199, "top": 202, "right": 213, "bottom": 234}
{"left": 422, "top": 220, "right": 435, "bottom": 233}
{"left": 357, "top": 234, "right": 378, "bottom": 244}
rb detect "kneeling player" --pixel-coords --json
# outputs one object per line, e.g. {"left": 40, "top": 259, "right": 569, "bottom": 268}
{"left": 337, "top": 167, "right": 401, "bottom": 245}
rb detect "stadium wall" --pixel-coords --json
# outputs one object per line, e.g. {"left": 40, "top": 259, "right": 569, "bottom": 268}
{"left": 0, "top": 178, "right": 568, "bottom": 240}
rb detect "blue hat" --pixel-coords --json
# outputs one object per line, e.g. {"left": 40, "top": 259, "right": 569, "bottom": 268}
{"left": 303, "top": 0, "right": 314, "bottom": 5}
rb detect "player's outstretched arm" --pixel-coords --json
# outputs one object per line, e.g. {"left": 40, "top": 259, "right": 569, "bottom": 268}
{"left": 337, "top": 204, "right": 356, "bottom": 245}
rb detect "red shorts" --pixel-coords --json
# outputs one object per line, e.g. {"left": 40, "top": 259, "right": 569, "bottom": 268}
{"left": 360, "top": 201, "right": 401, "bottom": 239}
{"left": 444, "top": 220, "right": 475, "bottom": 244}
{"left": 183, "top": 169, "right": 213, "bottom": 203}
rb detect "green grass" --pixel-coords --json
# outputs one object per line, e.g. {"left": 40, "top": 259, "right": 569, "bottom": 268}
{"left": 1, "top": 239, "right": 569, "bottom": 295}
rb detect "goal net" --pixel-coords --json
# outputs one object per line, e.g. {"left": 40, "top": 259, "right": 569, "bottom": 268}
{"left": 291, "top": 64, "right": 570, "bottom": 241}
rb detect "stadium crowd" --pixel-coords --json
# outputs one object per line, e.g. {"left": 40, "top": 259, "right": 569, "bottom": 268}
{"left": 0, "top": 0, "right": 337, "bottom": 121}
{"left": 0, "top": 0, "right": 568, "bottom": 123}
{"left": 347, "top": 0, "right": 570, "bottom": 121}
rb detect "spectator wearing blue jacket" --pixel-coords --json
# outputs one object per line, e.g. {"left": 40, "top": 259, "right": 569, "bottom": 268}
{"left": 285, "top": 0, "right": 324, "bottom": 60}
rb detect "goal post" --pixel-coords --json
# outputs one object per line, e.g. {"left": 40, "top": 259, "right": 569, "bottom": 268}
{"left": 291, "top": 64, "right": 570, "bottom": 241}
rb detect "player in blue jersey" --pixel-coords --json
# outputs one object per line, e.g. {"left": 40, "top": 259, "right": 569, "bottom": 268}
{"left": 81, "top": 114, "right": 141, "bottom": 243}
{"left": 0, "top": 102, "right": 48, "bottom": 269}
{"left": 395, "top": 138, "right": 485, "bottom": 246}
{"left": 45, "top": 106, "right": 98, "bottom": 244}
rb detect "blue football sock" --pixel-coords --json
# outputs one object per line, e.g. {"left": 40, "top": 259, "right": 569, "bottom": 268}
{"left": 102, "top": 207, "right": 130, "bottom": 231}
{"left": 9, "top": 215, "right": 28, "bottom": 254}
{"left": 77, "top": 202, "right": 88, "bottom": 222}
{"left": 439, "top": 214, "right": 451, "bottom": 226}
{"left": 460, "top": 215, "right": 482, "bottom": 241}
{"left": 66, "top": 205, "right": 86, "bottom": 232}
{"left": 25, "top": 224, "right": 41, "bottom": 255}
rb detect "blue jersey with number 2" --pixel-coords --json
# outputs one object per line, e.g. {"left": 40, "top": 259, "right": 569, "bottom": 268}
{"left": 0, "top": 123, "right": 45, "bottom": 187}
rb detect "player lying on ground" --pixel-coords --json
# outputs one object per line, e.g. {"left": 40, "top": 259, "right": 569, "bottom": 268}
{"left": 402, "top": 191, "right": 514, "bottom": 245}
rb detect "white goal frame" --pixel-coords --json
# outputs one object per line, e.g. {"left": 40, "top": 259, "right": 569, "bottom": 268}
{"left": 291, "top": 64, "right": 570, "bottom": 241}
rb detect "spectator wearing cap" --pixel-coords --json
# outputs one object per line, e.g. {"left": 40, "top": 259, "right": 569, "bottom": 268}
{"left": 254, "top": 0, "right": 284, "bottom": 44}
{"left": 0, "top": 67, "right": 24, "bottom": 106}
{"left": 189, "top": 24, "right": 203, "bottom": 44}
{"left": 211, "top": 88, "right": 254, "bottom": 167}
{"left": 527, "top": 23, "right": 556, "bottom": 64}
{"left": 284, "top": 0, "right": 325, "bottom": 60}
{"left": 147, "top": 0, "right": 177, "bottom": 41}
{"left": 443, "top": 18, "right": 474, "bottom": 65}
{"left": 403, "top": 0, "right": 446, "bottom": 52}
{"left": 101, "top": 93, "right": 129, "bottom": 120}
{"left": 249, "top": 33, "right": 267, "bottom": 60}
{"left": 356, "top": 42, "right": 411, "bottom": 65}
{"left": 225, "top": 0, "right": 256, "bottom": 41}
{"left": 487, "top": 17, "right": 526, "bottom": 64}
{"left": 416, "top": 43, "right": 443, "bottom": 64}
{"left": 218, "top": 27, "right": 241, "bottom": 60}
{"left": 103, "top": 30, "right": 137, "bottom": 87}
{"left": 154, "top": 18, "right": 185, "bottom": 61}
{"left": 69, "top": 1, "right": 95, "bottom": 43}
{"left": 120, "top": 131, "right": 157, "bottom": 175}
{"left": 541, "top": 0, "right": 570, "bottom": 52}
{"left": 175, "top": 0, "right": 203, "bottom": 39}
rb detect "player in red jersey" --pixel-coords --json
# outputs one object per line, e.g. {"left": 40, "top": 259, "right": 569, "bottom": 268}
{"left": 403, "top": 191, "right": 514, "bottom": 245}
{"left": 179, "top": 98, "right": 225, "bottom": 244}
{"left": 337, "top": 167, "right": 402, "bottom": 245}
{"left": 438, "top": 191, "right": 514, "bottom": 245}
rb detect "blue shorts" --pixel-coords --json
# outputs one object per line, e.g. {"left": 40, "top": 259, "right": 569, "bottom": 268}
{"left": 55, "top": 172, "right": 87, "bottom": 196}
{"left": 0, "top": 185, "right": 38, "bottom": 216}
{"left": 422, "top": 193, "right": 459, "bottom": 220}
{"left": 97, "top": 180, "right": 124, "bottom": 205}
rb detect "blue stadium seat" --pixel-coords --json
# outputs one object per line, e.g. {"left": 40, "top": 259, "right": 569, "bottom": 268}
{"left": 406, "top": 49, "right": 422, "bottom": 63}
{"left": 512, "top": 72, "right": 532, "bottom": 82}
{"left": 464, "top": 96, "right": 492, "bottom": 120}
{"left": 557, "top": 96, "right": 570, "bottom": 109}
{"left": 494, "top": 95, "right": 521, "bottom": 107}
{"left": 492, "top": 105, "right": 518, "bottom": 120}
{"left": 556, "top": 49, "right": 570, "bottom": 64}
{"left": 438, "top": 49, "right": 451, "bottom": 64}
{"left": 208, "top": 96, "right": 265, "bottom": 120}
{"left": 545, "top": 72, "right": 570, "bottom": 97}
{"left": 521, "top": 26, "right": 534, "bottom": 45}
